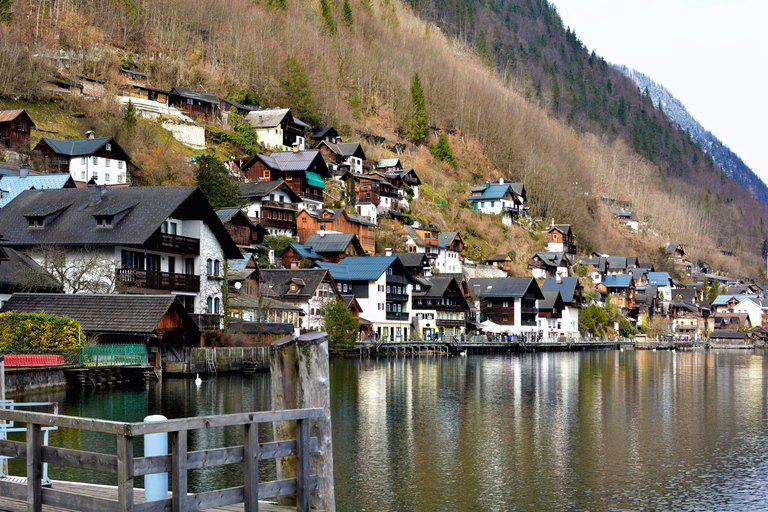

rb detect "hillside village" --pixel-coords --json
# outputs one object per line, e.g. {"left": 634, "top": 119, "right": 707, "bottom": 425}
{"left": 1, "top": 70, "right": 766, "bottom": 355}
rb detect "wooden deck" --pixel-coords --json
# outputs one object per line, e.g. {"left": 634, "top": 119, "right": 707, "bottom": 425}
{"left": 0, "top": 480, "right": 309, "bottom": 512}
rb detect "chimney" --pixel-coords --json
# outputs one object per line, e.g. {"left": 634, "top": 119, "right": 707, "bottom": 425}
{"left": 499, "top": 177, "right": 504, "bottom": 184}
{"left": 385, "top": 248, "right": 392, "bottom": 256}
{"left": 292, "top": 143, "right": 299, "bottom": 153}
{"left": 556, "top": 274, "right": 562, "bottom": 283}
{"left": 19, "top": 165, "right": 29, "bottom": 179}
{"left": 88, "top": 183, "right": 103, "bottom": 203}
{"left": 486, "top": 180, "right": 491, "bottom": 188}
{"left": 85, "top": 130, "right": 95, "bottom": 140}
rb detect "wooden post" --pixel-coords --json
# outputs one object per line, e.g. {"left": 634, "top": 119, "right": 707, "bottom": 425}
{"left": 297, "top": 332, "right": 336, "bottom": 512}
{"left": 116, "top": 433, "right": 135, "bottom": 512}
{"left": 27, "top": 422, "right": 42, "bottom": 512}
{"left": 269, "top": 335, "right": 297, "bottom": 506}
{"left": 171, "top": 430, "right": 188, "bottom": 512}
{"left": 295, "top": 417, "right": 311, "bottom": 512}
{"left": 243, "top": 422, "right": 259, "bottom": 512}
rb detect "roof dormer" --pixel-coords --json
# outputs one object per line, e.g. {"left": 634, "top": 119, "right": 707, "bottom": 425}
{"left": 24, "top": 203, "right": 71, "bottom": 229}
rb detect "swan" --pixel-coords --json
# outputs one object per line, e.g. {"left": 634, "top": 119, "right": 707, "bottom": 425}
{"left": 195, "top": 374, "right": 202, "bottom": 386}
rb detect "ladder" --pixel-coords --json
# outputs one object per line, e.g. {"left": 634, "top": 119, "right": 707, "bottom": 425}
{"left": 206, "top": 348, "right": 217, "bottom": 377}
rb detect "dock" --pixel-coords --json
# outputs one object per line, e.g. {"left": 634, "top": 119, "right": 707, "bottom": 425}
{"left": 357, "top": 338, "right": 632, "bottom": 355}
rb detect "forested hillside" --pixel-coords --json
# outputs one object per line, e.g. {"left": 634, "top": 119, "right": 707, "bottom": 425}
{"left": 0, "top": 0, "right": 766, "bottom": 279}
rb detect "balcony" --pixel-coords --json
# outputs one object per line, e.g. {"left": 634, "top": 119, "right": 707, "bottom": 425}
{"left": 116, "top": 268, "right": 200, "bottom": 293}
{"left": 191, "top": 313, "right": 222, "bottom": 331}
{"left": 144, "top": 233, "right": 200, "bottom": 255}
{"left": 521, "top": 307, "right": 538, "bottom": 315}
{"left": 260, "top": 218, "right": 297, "bottom": 231}
{"left": 386, "top": 274, "right": 407, "bottom": 285}
{"left": 412, "top": 303, "right": 466, "bottom": 311}
{"left": 387, "top": 293, "right": 409, "bottom": 302}
{"left": 436, "top": 318, "right": 464, "bottom": 327}
{"left": 386, "top": 312, "right": 408, "bottom": 321}
{"left": 261, "top": 200, "right": 298, "bottom": 210}
{"left": 300, "top": 192, "right": 324, "bottom": 203}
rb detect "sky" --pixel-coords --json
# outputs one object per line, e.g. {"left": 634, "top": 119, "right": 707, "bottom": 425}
{"left": 547, "top": 0, "right": 768, "bottom": 185}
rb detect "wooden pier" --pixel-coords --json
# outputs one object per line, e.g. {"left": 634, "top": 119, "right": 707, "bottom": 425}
{"left": 357, "top": 338, "right": 630, "bottom": 355}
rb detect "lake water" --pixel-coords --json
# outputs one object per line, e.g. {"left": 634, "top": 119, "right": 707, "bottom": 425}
{"left": 9, "top": 349, "right": 768, "bottom": 511}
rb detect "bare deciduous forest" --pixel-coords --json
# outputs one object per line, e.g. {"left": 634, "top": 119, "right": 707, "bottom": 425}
{"left": 1, "top": 0, "right": 765, "bottom": 279}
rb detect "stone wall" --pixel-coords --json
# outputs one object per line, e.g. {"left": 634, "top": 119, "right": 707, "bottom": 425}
{"left": 462, "top": 263, "right": 508, "bottom": 279}
{"left": 161, "top": 120, "right": 206, "bottom": 149}
{"left": 4, "top": 368, "right": 68, "bottom": 395}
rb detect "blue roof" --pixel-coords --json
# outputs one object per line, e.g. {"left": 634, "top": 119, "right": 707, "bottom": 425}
{"left": 41, "top": 137, "right": 114, "bottom": 156}
{"left": 0, "top": 174, "right": 74, "bottom": 208}
{"left": 468, "top": 183, "right": 513, "bottom": 202}
{"left": 602, "top": 275, "right": 633, "bottom": 287}
{"left": 313, "top": 256, "right": 415, "bottom": 283}
{"left": 647, "top": 272, "right": 671, "bottom": 286}
{"left": 280, "top": 244, "right": 322, "bottom": 261}
{"left": 711, "top": 294, "right": 758, "bottom": 306}
{"left": 541, "top": 277, "right": 579, "bottom": 302}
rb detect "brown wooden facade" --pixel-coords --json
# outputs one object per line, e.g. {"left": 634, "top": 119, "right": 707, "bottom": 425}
{"left": 0, "top": 110, "right": 35, "bottom": 151}
{"left": 296, "top": 209, "right": 376, "bottom": 255}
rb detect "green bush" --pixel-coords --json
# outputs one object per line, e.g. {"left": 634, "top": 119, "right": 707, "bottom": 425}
{"left": 0, "top": 312, "right": 80, "bottom": 352}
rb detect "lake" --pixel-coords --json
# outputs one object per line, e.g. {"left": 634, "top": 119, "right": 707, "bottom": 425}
{"left": 8, "top": 349, "right": 768, "bottom": 511}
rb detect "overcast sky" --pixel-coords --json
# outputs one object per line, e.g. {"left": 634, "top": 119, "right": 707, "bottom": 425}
{"left": 547, "top": 0, "right": 768, "bottom": 185}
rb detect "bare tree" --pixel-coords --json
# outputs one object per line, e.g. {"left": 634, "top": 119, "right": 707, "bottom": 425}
{"left": 19, "top": 246, "right": 117, "bottom": 294}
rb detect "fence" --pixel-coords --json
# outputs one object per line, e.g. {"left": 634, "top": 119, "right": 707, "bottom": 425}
{"left": 82, "top": 344, "right": 147, "bottom": 367}
{"left": 189, "top": 347, "right": 270, "bottom": 373}
{"left": 0, "top": 407, "right": 324, "bottom": 512}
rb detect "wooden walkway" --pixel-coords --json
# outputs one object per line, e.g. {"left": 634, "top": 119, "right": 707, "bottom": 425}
{"left": 0, "top": 480, "right": 306, "bottom": 512}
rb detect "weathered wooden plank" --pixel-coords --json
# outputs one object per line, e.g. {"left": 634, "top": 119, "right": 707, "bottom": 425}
{"left": 27, "top": 423, "right": 42, "bottom": 512}
{"left": 295, "top": 419, "right": 311, "bottom": 512}
{"left": 271, "top": 343, "right": 298, "bottom": 508}
{"left": 0, "top": 411, "right": 130, "bottom": 435}
{"left": 134, "top": 497, "right": 171, "bottom": 512}
{"left": 258, "top": 475, "right": 318, "bottom": 499}
{"left": 0, "top": 439, "right": 26, "bottom": 459}
{"left": 133, "top": 439, "right": 319, "bottom": 476}
{"left": 40, "top": 487, "right": 117, "bottom": 512}
{"left": 0, "top": 478, "right": 27, "bottom": 500}
{"left": 40, "top": 446, "right": 119, "bottom": 474}
{"left": 116, "top": 434, "right": 134, "bottom": 512}
{"left": 170, "top": 430, "right": 187, "bottom": 512}
{"left": 186, "top": 486, "right": 244, "bottom": 510}
{"left": 243, "top": 423, "right": 259, "bottom": 512}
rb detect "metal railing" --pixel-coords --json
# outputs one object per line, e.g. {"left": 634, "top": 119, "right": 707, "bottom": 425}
{"left": 82, "top": 344, "right": 147, "bottom": 367}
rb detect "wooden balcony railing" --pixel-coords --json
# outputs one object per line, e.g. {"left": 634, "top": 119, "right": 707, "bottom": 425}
{"left": 144, "top": 233, "right": 200, "bottom": 255}
{"left": 116, "top": 268, "right": 200, "bottom": 293}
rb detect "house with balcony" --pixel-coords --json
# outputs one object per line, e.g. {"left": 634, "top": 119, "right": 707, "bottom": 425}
{"left": 0, "top": 186, "right": 241, "bottom": 328}
{"left": 596, "top": 275, "right": 636, "bottom": 312}
{"left": 469, "top": 277, "right": 544, "bottom": 335}
{"left": 241, "top": 148, "right": 330, "bottom": 210}
{"left": 259, "top": 268, "right": 341, "bottom": 331}
{"left": 547, "top": 224, "right": 576, "bottom": 255}
{"left": 216, "top": 207, "right": 268, "bottom": 253}
{"left": 296, "top": 208, "right": 376, "bottom": 255}
{"left": 167, "top": 87, "right": 219, "bottom": 121}
{"left": 245, "top": 108, "right": 306, "bottom": 151}
{"left": 467, "top": 179, "right": 526, "bottom": 224}
{"left": 239, "top": 180, "right": 301, "bottom": 237}
{"left": 313, "top": 256, "right": 416, "bottom": 342}
{"left": 374, "top": 167, "right": 421, "bottom": 203}
{"left": 412, "top": 275, "right": 470, "bottom": 340}
{"left": 280, "top": 233, "right": 365, "bottom": 268}
{"left": 34, "top": 134, "right": 136, "bottom": 187}
{"left": 315, "top": 140, "right": 367, "bottom": 175}
{"left": 610, "top": 209, "right": 639, "bottom": 232}
{"left": 309, "top": 127, "right": 339, "bottom": 145}
{"left": 486, "top": 254, "right": 513, "bottom": 273}
{"left": 540, "top": 277, "right": 583, "bottom": 338}
{"left": 404, "top": 226, "right": 464, "bottom": 274}
{"left": 528, "top": 252, "right": 573, "bottom": 279}
{"left": 339, "top": 171, "right": 385, "bottom": 222}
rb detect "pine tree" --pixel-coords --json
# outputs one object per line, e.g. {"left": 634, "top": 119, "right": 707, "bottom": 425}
{"left": 282, "top": 56, "right": 320, "bottom": 126}
{"left": 342, "top": 0, "right": 353, "bottom": 27}
{"left": 407, "top": 72, "right": 428, "bottom": 143}
{"left": 195, "top": 154, "right": 246, "bottom": 210}
{"left": 320, "top": 0, "right": 336, "bottom": 35}
{"left": 427, "top": 134, "right": 457, "bottom": 167}
{"left": 121, "top": 100, "right": 137, "bottom": 136}
{"left": 0, "top": 0, "right": 13, "bottom": 24}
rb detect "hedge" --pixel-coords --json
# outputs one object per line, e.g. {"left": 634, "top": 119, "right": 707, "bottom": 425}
{"left": 0, "top": 312, "right": 81, "bottom": 352}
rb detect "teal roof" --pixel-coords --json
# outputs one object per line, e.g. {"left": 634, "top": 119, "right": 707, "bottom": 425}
{"left": 280, "top": 243, "right": 322, "bottom": 261}
{"left": 305, "top": 171, "right": 325, "bottom": 189}
{"left": 313, "top": 256, "right": 416, "bottom": 283}
{"left": 468, "top": 183, "right": 513, "bottom": 202}
{"left": 602, "top": 275, "right": 633, "bottom": 288}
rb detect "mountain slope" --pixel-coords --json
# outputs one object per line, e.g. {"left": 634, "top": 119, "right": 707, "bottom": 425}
{"left": 614, "top": 64, "right": 768, "bottom": 206}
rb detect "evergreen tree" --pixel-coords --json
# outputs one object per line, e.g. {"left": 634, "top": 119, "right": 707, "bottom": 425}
{"left": 427, "top": 134, "right": 457, "bottom": 167}
{"left": 406, "top": 72, "right": 428, "bottom": 143}
{"left": 551, "top": 74, "right": 560, "bottom": 116}
{"left": 282, "top": 56, "right": 320, "bottom": 126}
{"left": 320, "top": 0, "right": 336, "bottom": 35}
{"left": 195, "top": 154, "right": 246, "bottom": 210}
{"left": 342, "top": 0, "right": 353, "bottom": 27}
{"left": 121, "top": 100, "right": 137, "bottom": 136}
{"left": 0, "top": 0, "right": 13, "bottom": 24}
{"left": 320, "top": 298, "right": 359, "bottom": 352}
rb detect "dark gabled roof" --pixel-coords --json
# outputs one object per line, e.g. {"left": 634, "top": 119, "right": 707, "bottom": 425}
{"left": 665, "top": 243, "right": 685, "bottom": 254}
{"left": 541, "top": 277, "right": 579, "bottom": 303}
{"left": 0, "top": 187, "right": 241, "bottom": 258}
{"left": 607, "top": 256, "right": 627, "bottom": 270}
{"left": 221, "top": 99, "right": 253, "bottom": 112}
{"left": 414, "top": 275, "right": 456, "bottom": 298}
{"left": 549, "top": 224, "right": 572, "bottom": 236}
{"left": 469, "top": 277, "right": 544, "bottom": 300}
{"left": 309, "top": 127, "right": 338, "bottom": 140}
{"left": 306, "top": 233, "right": 364, "bottom": 255}
{"left": 317, "top": 140, "right": 366, "bottom": 160}
{"left": 260, "top": 268, "right": 335, "bottom": 300}
{"left": 228, "top": 295, "right": 303, "bottom": 312}
{"left": 238, "top": 180, "right": 302, "bottom": 202}
{"left": 303, "top": 208, "right": 376, "bottom": 227}
{"left": 35, "top": 136, "right": 120, "bottom": 157}
{"left": 383, "top": 168, "right": 421, "bottom": 185}
{"left": 538, "top": 290, "right": 562, "bottom": 311}
{"left": 440, "top": 231, "right": 462, "bottom": 248}
{"left": 244, "top": 109, "right": 293, "bottom": 129}
{"left": 392, "top": 252, "right": 430, "bottom": 268}
{"left": 0, "top": 109, "right": 35, "bottom": 128}
{"left": 0, "top": 293, "right": 196, "bottom": 334}
{"left": 0, "top": 247, "right": 61, "bottom": 293}
{"left": 671, "top": 288, "right": 696, "bottom": 302}
{"left": 270, "top": 149, "right": 329, "bottom": 175}
{"left": 708, "top": 329, "right": 749, "bottom": 340}
{"left": 487, "top": 254, "right": 512, "bottom": 262}
{"left": 216, "top": 208, "right": 263, "bottom": 237}
{"left": 171, "top": 86, "right": 218, "bottom": 104}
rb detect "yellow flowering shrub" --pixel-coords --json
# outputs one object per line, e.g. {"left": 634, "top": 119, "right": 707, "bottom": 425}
{"left": 0, "top": 312, "right": 80, "bottom": 352}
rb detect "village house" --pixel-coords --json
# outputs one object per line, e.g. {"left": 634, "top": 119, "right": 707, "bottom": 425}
{"left": 466, "top": 179, "right": 526, "bottom": 225}
{"left": 241, "top": 148, "right": 330, "bottom": 210}
{"left": 646, "top": 272, "right": 674, "bottom": 301}
{"left": 469, "top": 277, "right": 544, "bottom": 336}
{"left": 280, "top": 233, "right": 365, "bottom": 268}
{"left": 665, "top": 242, "right": 691, "bottom": 276}
{"left": 315, "top": 140, "right": 367, "bottom": 174}
{"left": 392, "top": 252, "right": 432, "bottom": 278}
{"left": 309, "top": 127, "right": 339, "bottom": 145}
{"left": 486, "top": 254, "right": 513, "bottom": 273}
{"left": 732, "top": 297, "right": 767, "bottom": 327}
{"left": 405, "top": 226, "right": 464, "bottom": 274}
{"left": 610, "top": 209, "right": 639, "bottom": 232}
{"left": 167, "top": 87, "right": 219, "bottom": 121}
{"left": 259, "top": 268, "right": 340, "bottom": 331}
{"left": 596, "top": 275, "right": 636, "bottom": 312}
{"left": 279, "top": 244, "right": 322, "bottom": 269}
{"left": 245, "top": 108, "right": 306, "bottom": 151}
{"left": 239, "top": 181, "right": 301, "bottom": 237}
{"left": 547, "top": 224, "right": 576, "bottom": 254}
{"left": 314, "top": 256, "right": 416, "bottom": 342}
{"left": 710, "top": 294, "right": 759, "bottom": 314}
{"left": 296, "top": 208, "right": 376, "bottom": 256}
{"left": 374, "top": 167, "right": 421, "bottom": 203}
{"left": 339, "top": 171, "right": 384, "bottom": 222}
{"left": 528, "top": 252, "right": 573, "bottom": 279}
{"left": 411, "top": 275, "right": 470, "bottom": 340}
{"left": 713, "top": 313, "right": 751, "bottom": 331}
{"left": 0, "top": 110, "right": 35, "bottom": 151}
{"left": 536, "top": 290, "right": 565, "bottom": 341}
{"left": 34, "top": 134, "right": 137, "bottom": 187}
{"left": 708, "top": 330, "right": 754, "bottom": 348}
{"left": 216, "top": 207, "right": 268, "bottom": 253}
{"left": 220, "top": 99, "right": 254, "bottom": 119}
{"left": 0, "top": 186, "right": 242, "bottom": 328}
{"left": 540, "top": 277, "right": 583, "bottom": 338}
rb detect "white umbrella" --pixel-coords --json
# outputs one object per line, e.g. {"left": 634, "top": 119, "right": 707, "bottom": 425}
{"left": 480, "top": 320, "right": 507, "bottom": 333}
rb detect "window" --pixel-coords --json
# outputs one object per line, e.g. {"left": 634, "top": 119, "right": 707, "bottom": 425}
{"left": 187, "top": 99, "right": 194, "bottom": 105}
{"left": 81, "top": 157, "right": 86, "bottom": 165}
{"left": 206, "top": 259, "right": 212, "bottom": 275}
{"left": 286, "top": 173, "right": 292, "bottom": 181}
{"left": 106, "top": 143, "right": 111, "bottom": 150}
{"left": 503, "top": 300, "right": 509, "bottom": 308}
{"left": 117, "top": 174, "right": 124, "bottom": 183}
{"left": 122, "top": 250, "right": 145, "bottom": 269}
{"left": 105, "top": 173, "right": 110, "bottom": 181}
{"left": 146, "top": 254, "right": 160, "bottom": 271}
{"left": 81, "top": 171, "right": 86, "bottom": 180}
{"left": 92, "top": 156, "right": 98, "bottom": 165}
{"left": 213, "top": 298, "right": 220, "bottom": 314}
{"left": 106, "top": 159, "right": 111, "bottom": 167}
{"left": 207, "top": 297, "right": 213, "bottom": 312}
{"left": 386, "top": 286, "right": 391, "bottom": 293}
{"left": 16, "top": 121, "right": 24, "bottom": 131}
{"left": 503, "top": 314, "right": 509, "bottom": 322}
{"left": 213, "top": 260, "right": 220, "bottom": 276}
{"left": 118, "top": 161, "right": 123, "bottom": 169}
{"left": 264, "top": 170, "right": 270, "bottom": 179}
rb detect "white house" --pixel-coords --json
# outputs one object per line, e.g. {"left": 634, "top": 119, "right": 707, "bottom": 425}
{"left": 239, "top": 180, "right": 302, "bottom": 237}
{"left": 404, "top": 226, "right": 465, "bottom": 274}
{"left": 0, "top": 186, "right": 242, "bottom": 325}
{"left": 540, "top": 277, "right": 583, "bottom": 339}
{"left": 34, "top": 135, "right": 135, "bottom": 187}
{"left": 466, "top": 179, "right": 526, "bottom": 225}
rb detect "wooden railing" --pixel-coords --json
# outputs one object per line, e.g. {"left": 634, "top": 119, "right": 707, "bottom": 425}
{"left": 116, "top": 268, "right": 200, "bottom": 293}
{"left": 0, "top": 407, "right": 324, "bottom": 512}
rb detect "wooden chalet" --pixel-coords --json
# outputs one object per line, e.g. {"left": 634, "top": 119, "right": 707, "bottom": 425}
{"left": 296, "top": 208, "right": 376, "bottom": 255}
{"left": 241, "top": 148, "right": 331, "bottom": 207}
{"left": 239, "top": 180, "right": 302, "bottom": 237}
{"left": 0, "top": 110, "right": 35, "bottom": 151}
{"left": 315, "top": 140, "right": 367, "bottom": 174}
{"left": 487, "top": 254, "right": 513, "bottom": 273}
{"left": 547, "top": 224, "right": 576, "bottom": 254}
{"left": 597, "top": 275, "right": 636, "bottom": 311}
{"left": 309, "top": 127, "right": 339, "bottom": 144}
{"left": 216, "top": 207, "right": 267, "bottom": 251}
{"left": 168, "top": 87, "right": 219, "bottom": 120}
